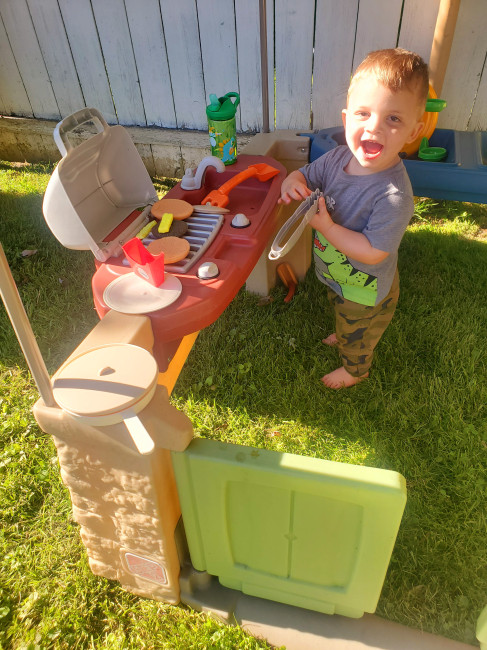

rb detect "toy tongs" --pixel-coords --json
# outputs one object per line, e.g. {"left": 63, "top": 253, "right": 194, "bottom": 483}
{"left": 268, "top": 189, "right": 323, "bottom": 260}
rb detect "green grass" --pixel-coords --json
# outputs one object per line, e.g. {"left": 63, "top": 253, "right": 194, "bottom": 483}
{"left": 1, "top": 162, "right": 486, "bottom": 647}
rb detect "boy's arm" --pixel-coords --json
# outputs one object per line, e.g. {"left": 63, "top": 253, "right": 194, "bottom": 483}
{"left": 310, "top": 197, "right": 389, "bottom": 265}
{"left": 279, "top": 170, "right": 312, "bottom": 204}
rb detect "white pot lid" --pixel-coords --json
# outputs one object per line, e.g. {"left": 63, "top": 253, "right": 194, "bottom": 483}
{"left": 52, "top": 344, "right": 158, "bottom": 418}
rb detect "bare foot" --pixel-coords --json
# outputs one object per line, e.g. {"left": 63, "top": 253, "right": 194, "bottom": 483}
{"left": 321, "top": 366, "right": 369, "bottom": 389}
{"left": 322, "top": 333, "right": 338, "bottom": 346}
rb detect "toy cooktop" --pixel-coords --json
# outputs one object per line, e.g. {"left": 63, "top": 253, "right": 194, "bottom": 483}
{"left": 43, "top": 109, "right": 285, "bottom": 369}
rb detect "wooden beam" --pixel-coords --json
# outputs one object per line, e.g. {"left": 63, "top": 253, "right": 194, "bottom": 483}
{"left": 428, "top": 0, "right": 461, "bottom": 95}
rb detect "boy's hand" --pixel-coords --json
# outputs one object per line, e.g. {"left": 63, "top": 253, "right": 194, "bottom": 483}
{"left": 309, "top": 196, "right": 333, "bottom": 234}
{"left": 278, "top": 171, "right": 312, "bottom": 204}
{"left": 310, "top": 197, "right": 390, "bottom": 265}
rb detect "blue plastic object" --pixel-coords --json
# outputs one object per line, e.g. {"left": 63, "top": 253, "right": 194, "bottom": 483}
{"left": 304, "top": 127, "right": 487, "bottom": 204}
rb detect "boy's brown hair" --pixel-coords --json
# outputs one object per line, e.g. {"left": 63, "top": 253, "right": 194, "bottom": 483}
{"left": 349, "top": 48, "right": 429, "bottom": 110}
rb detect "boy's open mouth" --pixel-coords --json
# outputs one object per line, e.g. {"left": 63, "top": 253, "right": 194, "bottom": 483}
{"left": 361, "top": 140, "right": 383, "bottom": 159}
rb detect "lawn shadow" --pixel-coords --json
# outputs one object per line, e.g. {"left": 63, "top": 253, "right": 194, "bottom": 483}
{"left": 176, "top": 225, "right": 487, "bottom": 463}
{"left": 1, "top": 189, "right": 98, "bottom": 369}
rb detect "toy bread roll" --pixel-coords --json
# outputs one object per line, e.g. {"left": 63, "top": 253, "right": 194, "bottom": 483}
{"left": 151, "top": 199, "right": 193, "bottom": 221}
{"left": 147, "top": 237, "right": 190, "bottom": 263}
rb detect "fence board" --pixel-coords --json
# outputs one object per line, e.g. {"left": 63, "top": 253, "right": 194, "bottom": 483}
{"left": 312, "top": 0, "right": 358, "bottom": 129}
{"left": 0, "top": 0, "right": 59, "bottom": 119}
{"left": 438, "top": 0, "right": 487, "bottom": 130}
{"left": 398, "top": 0, "right": 440, "bottom": 63}
{"left": 353, "top": 0, "right": 403, "bottom": 70}
{"left": 58, "top": 0, "right": 116, "bottom": 124}
{"left": 469, "top": 55, "right": 487, "bottom": 132}
{"left": 26, "top": 0, "right": 84, "bottom": 118}
{"left": 125, "top": 0, "right": 176, "bottom": 129}
{"left": 160, "top": 0, "right": 206, "bottom": 130}
{"left": 266, "top": 0, "right": 274, "bottom": 130}
{"left": 197, "top": 0, "right": 239, "bottom": 128}
{"left": 275, "top": 0, "right": 315, "bottom": 130}
{"left": 235, "top": 0, "right": 262, "bottom": 132}
{"left": 91, "top": 0, "right": 145, "bottom": 126}
{"left": 1, "top": 0, "right": 487, "bottom": 140}
{"left": 0, "top": 17, "right": 33, "bottom": 117}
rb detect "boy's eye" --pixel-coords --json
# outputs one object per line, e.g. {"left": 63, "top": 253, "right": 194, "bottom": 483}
{"left": 389, "top": 115, "right": 401, "bottom": 123}
{"left": 355, "top": 111, "right": 369, "bottom": 119}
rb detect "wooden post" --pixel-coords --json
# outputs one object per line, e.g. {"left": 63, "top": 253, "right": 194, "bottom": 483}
{"left": 428, "top": 0, "right": 461, "bottom": 95}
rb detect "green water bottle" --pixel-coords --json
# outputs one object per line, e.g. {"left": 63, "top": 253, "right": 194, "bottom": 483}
{"left": 206, "top": 92, "right": 239, "bottom": 165}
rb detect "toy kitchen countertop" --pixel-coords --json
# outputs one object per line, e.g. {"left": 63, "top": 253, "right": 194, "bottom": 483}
{"left": 42, "top": 109, "right": 285, "bottom": 371}
{"left": 91, "top": 155, "right": 286, "bottom": 355}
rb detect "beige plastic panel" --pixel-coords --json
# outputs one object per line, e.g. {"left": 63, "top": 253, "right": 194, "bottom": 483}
{"left": 33, "top": 310, "right": 194, "bottom": 603}
{"left": 242, "top": 132, "right": 313, "bottom": 295}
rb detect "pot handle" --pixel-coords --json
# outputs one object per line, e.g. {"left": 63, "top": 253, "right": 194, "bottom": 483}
{"left": 54, "top": 108, "right": 110, "bottom": 158}
{"left": 124, "top": 411, "right": 155, "bottom": 455}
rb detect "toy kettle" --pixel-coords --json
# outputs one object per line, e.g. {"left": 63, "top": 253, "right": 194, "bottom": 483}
{"left": 206, "top": 92, "right": 239, "bottom": 165}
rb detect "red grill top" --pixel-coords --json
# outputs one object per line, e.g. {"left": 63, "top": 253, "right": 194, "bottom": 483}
{"left": 91, "top": 154, "right": 285, "bottom": 364}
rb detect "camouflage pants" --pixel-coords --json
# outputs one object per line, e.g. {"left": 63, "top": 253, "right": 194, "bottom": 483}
{"left": 326, "top": 270, "right": 399, "bottom": 377}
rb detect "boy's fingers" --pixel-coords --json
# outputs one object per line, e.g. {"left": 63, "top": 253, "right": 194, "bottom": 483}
{"left": 290, "top": 187, "right": 311, "bottom": 201}
{"left": 279, "top": 185, "right": 312, "bottom": 204}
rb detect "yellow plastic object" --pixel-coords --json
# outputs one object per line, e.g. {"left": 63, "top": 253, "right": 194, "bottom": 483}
{"left": 477, "top": 604, "right": 487, "bottom": 650}
{"left": 172, "top": 438, "right": 407, "bottom": 618}
{"left": 136, "top": 220, "right": 157, "bottom": 239}
{"left": 401, "top": 85, "right": 443, "bottom": 157}
{"left": 158, "top": 213, "right": 174, "bottom": 233}
{"left": 157, "top": 331, "right": 200, "bottom": 396}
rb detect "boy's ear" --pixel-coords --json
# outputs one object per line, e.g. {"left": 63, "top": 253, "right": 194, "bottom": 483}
{"left": 405, "top": 120, "right": 425, "bottom": 144}
{"left": 341, "top": 109, "right": 347, "bottom": 129}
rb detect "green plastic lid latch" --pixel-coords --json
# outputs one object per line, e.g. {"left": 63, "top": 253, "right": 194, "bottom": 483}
{"left": 206, "top": 92, "right": 240, "bottom": 121}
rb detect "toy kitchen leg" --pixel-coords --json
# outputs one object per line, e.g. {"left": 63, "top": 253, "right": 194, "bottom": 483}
{"left": 33, "top": 311, "right": 194, "bottom": 604}
{"left": 242, "top": 131, "right": 313, "bottom": 295}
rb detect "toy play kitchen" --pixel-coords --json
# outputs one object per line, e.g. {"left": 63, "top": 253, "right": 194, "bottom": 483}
{"left": 42, "top": 108, "right": 285, "bottom": 370}
{"left": 0, "top": 107, "right": 414, "bottom": 646}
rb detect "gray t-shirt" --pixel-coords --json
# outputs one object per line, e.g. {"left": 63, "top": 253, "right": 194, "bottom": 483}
{"left": 299, "top": 145, "right": 414, "bottom": 306}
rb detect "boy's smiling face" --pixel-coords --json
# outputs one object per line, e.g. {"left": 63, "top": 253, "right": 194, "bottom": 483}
{"left": 342, "top": 75, "right": 425, "bottom": 175}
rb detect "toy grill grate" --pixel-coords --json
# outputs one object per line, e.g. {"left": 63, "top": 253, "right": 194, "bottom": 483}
{"left": 143, "top": 213, "right": 224, "bottom": 274}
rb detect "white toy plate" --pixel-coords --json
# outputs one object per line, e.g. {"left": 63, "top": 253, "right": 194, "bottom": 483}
{"left": 103, "top": 272, "right": 182, "bottom": 314}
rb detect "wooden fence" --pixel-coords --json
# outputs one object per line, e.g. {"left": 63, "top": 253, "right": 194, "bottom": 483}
{"left": 0, "top": 0, "right": 486, "bottom": 172}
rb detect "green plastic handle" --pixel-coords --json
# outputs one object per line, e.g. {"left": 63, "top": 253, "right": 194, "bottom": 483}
{"left": 425, "top": 98, "right": 447, "bottom": 113}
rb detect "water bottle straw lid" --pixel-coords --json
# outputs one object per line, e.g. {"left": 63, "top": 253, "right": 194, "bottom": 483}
{"left": 206, "top": 92, "right": 240, "bottom": 120}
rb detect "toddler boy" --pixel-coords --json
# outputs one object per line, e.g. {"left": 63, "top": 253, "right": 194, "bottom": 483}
{"left": 280, "top": 48, "right": 429, "bottom": 388}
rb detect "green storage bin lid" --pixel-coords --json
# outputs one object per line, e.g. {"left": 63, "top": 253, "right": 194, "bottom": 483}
{"left": 206, "top": 92, "right": 240, "bottom": 121}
